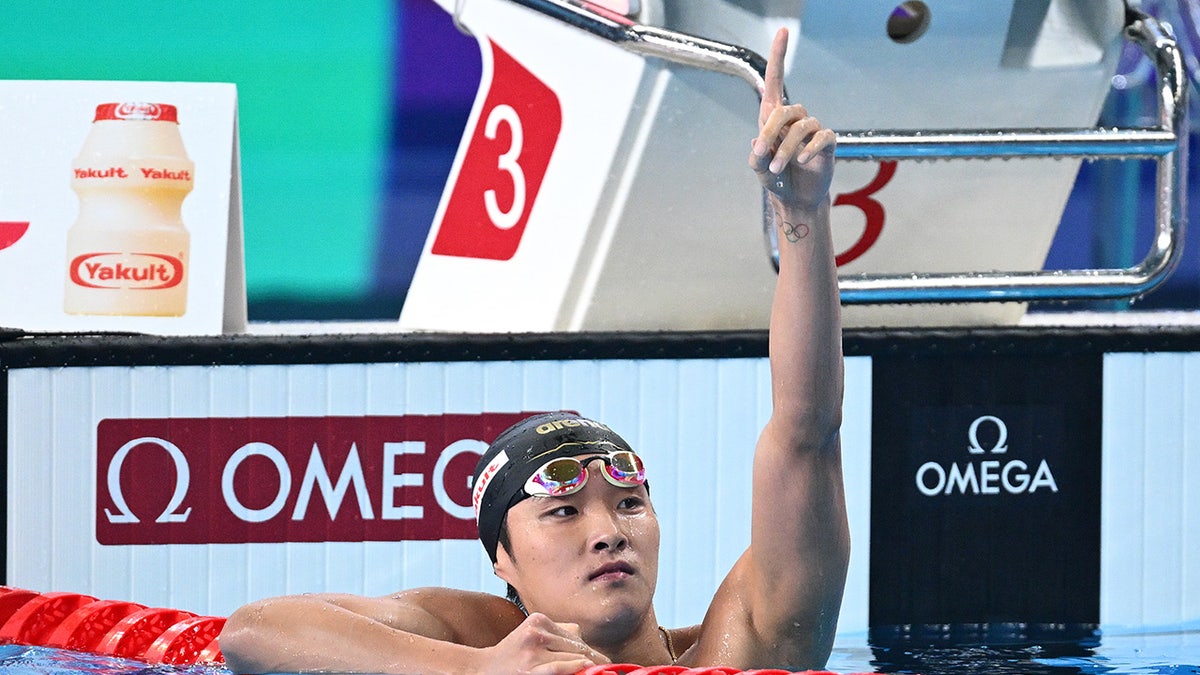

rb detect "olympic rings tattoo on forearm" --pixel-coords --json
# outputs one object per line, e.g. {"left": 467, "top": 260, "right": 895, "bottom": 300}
{"left": 780, "top": 220, "right": 810, "bottom": 243}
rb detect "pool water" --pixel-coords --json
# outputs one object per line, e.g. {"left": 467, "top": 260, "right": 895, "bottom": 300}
{"left": 827, "top": 624, "right": 1200, "bottom": 675}
{"left": 0, "top": 645, "right": 226, "bottom": 675}
{"left": 2, "top": 625, "right": 1198, "bottom": 675}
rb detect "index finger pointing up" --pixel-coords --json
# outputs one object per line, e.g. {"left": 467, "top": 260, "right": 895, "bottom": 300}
{"left": 760, "top": 27, "right": 790, "bottom": 124}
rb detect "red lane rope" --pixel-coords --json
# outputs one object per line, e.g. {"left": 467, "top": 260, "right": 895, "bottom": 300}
{"left": 0, "top": 588, "right": 39, "bottom": 626}
{"left": 0, "top": 592, "right": 98, "bottom": 645}
{"left": 0, "top": 587, "right": 224, "bottom": 665}
{"left": 45, "top": 600, "right": 145, "bottom": 652}
{"left": 96, "top": 608, "right": 197, "bottom": 659}
{"left": 143, "top": 616, "right": 226, "bottom": 665}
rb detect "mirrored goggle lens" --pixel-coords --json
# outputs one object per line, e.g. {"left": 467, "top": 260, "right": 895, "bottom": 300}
{"left": 604, "top": 451, "right": 645, "bottom": 486}
{"left": 527, "top": 458, "right": 587, "bottom": 496}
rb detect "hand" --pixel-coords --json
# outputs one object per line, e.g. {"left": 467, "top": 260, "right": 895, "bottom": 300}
{"left": 473, "top": 613, "right": 609, "bottom": 675}
{"left": 749, "top": 28, "right": 836, "bottom": 216}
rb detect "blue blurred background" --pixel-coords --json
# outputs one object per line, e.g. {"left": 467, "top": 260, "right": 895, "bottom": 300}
{"left": 1, "top": 0, "right": 1196, "bottom": 320}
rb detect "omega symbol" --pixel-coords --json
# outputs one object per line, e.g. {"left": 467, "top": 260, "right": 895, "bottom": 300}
{"left": 105, "top": 436, "right": 192, "bottom": 523}
{"left": 967, "top": 415, "right": 1007, "bottom": 454}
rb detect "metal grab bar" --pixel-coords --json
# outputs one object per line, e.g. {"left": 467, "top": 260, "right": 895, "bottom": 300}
{"left": 834, "top": 12, "right": 1187, "bottom": 303}
{"left": 496, "top": 0, "right": 1188, "bottom": 303}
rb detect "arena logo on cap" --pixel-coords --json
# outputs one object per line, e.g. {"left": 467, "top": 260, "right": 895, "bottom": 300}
{"left": 535, "top": 417, "right": 612, "bottom": 434}
{"left": 914, "top": 414, "right": 1059, "bottom": 496}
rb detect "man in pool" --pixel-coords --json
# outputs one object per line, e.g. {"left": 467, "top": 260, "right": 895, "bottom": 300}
{"left": 220, "top": 26, "right": 847, "bottom": 674}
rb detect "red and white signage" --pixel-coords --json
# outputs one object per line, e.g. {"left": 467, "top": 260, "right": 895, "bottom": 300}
{"left": 431, "top": 40, "right": 562, "bottom": 261}
{"left": 399, "top": 0, "right": 648, "bottom": 332}
{"left": 95, "top": 413, "right": 534, "bottom": 545}
{"left": 69, "top": 253, "right": 185, "bottom": 290}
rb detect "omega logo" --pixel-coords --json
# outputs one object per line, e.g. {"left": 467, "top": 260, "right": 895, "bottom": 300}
{"left": 94, "top": 413, "right": 536, "bottom": 545}
{"left": 966, "top": 415, "right": 1007, "bottom": 454}
{"left": 915, "top": 414, "right": 1059, "bottom": 496}
{"left": 105, "top": 437, "right": 192, "bottom": 524}
{"left": 102, "top": 435, "right": 482, "bottom": 525}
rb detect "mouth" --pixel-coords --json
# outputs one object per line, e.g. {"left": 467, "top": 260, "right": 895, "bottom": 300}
{"left": 588, "top": 561, "right": 635, "bottom": 582}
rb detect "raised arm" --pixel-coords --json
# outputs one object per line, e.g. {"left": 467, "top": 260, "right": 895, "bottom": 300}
{"left": 219, "top": 588, "right": 605, "bottom": 675}
{"left": 747, "top": 25, "right": 848, "bottom": 664}
{"left": 692, "top": 27, "right": 849, "bottom": 670}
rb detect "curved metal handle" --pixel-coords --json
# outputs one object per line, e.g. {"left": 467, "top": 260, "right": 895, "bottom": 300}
{"left": 831, "top": 12, "right": 1188, "bottom": 303}
{"left": 499, "top": 0, "right": 1188, "bottom": 304}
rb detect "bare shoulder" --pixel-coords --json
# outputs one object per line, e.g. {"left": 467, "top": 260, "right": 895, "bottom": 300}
{"left": 387, "top": 587, "right": 522, "bottom": 616}
{"left": 683, "top": 555, "right": 759, "bottom": 667}
{"left": 688, "top": 549, "right": 836, "bottom": 670}
{"left": 386, "top": 587, "right": 527, "bottom": 647}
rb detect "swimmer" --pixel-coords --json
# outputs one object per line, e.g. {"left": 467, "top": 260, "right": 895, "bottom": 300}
{"left": 219, "top": 26, "right": 846, "bottom": 674}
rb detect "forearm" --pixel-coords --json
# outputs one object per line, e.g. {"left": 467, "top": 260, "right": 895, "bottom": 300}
{"left": 767, "top": 194, "right": 843, "bottom": 447}
{"left": 220, "top": 596, "right": 481, "bottom": 675}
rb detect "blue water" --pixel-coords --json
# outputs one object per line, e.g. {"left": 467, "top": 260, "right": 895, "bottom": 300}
{"left": 0, "top": 646, "right": 226, "bottom": 675}
{"left": 827, "top": 624, "right": 1200, "bottom": 675}
{"left": 1, "top": 625, "right": 1198, "bottom": 675}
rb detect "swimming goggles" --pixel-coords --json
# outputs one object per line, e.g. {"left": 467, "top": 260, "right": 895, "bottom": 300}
{"left": 523, "top": 451, "right": 646, "bottom": 497}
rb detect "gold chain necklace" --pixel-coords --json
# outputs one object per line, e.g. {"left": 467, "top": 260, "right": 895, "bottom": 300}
{"left": 658, "top": 625, "right": 678, "bottom": 664}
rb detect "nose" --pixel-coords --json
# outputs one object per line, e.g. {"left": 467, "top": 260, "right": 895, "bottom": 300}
{"left": 583, "top": 499, "right": 628, "bottom": 552}
{"left": 586, "top": 505, "right": 628, "bottom": 553}
{"left": 580, "top": 459, "right": 629, "bottom": 552}
{"left": 591, "top": 526, "right": 627, "bottom": 553}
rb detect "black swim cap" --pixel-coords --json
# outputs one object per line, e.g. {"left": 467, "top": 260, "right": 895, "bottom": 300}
{"left": 472, "top": 411, "right": 636, "bottom": 563}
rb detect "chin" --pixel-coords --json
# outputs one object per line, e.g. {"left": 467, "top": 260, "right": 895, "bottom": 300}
{"left": 581, "top": 600, "right": 650, "bottom": 645}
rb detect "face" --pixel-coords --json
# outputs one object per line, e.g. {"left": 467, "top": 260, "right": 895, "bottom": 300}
{"left": 493, "top": 458, "right": 660, "bottom": 644}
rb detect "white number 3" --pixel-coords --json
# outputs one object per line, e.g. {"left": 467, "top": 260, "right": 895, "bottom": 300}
{"left": 483, "top": 104, "right": 526, "bottom": 230}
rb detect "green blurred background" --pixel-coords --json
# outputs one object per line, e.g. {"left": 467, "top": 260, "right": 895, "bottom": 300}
{"left": 1, "top": 2, "right": 395, "bottom": 316}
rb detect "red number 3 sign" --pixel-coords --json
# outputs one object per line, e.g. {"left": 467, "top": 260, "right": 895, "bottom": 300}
{"left": 432, "top": 40, "right": 563, "bottom": 261}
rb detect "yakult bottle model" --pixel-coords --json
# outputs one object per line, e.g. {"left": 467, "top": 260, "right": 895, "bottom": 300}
{"left": 64, "top": 102, "right": 193, "bottom": 316}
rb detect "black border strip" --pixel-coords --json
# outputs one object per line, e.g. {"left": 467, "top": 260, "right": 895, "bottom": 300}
{"left": 5, "top": 325, "right": 1200, "bottom": 369}
{"left": 0, "top": 330, "right": 771, "bottom": 367}
{"left": 843, "top": 325, "right": 1200, "bottom": 357}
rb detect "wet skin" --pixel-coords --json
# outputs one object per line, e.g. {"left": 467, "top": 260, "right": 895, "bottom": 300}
{"left": 493, "top": 458, "right": 661, "bottom": 653}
